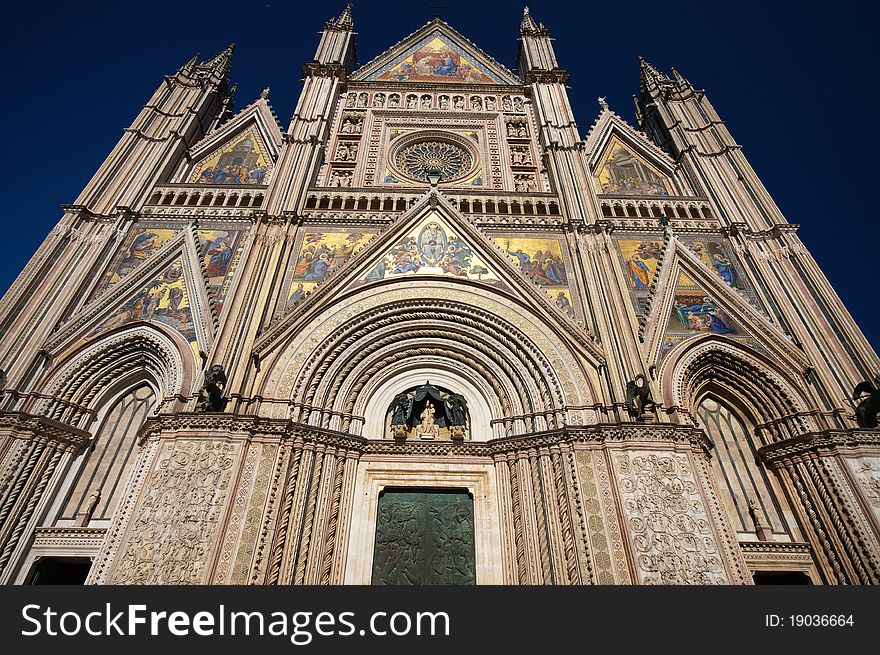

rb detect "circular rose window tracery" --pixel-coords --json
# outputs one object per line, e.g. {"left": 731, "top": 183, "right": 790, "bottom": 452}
{"left": 395, "top": 141, "right": 472, "bottom": 182}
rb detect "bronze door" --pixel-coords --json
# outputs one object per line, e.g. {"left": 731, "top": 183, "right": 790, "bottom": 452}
{"left": 371, "top": 489, "right": 476, "bottom": 585}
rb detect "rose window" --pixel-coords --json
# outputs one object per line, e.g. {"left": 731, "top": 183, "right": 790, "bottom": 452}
{"left": 395, "top": 140, "right": 473, "bottom": 183}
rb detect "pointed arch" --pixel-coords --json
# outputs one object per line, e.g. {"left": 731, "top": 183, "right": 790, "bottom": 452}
{"left": 254, "top": 280, "right": 600, "bottom": 438}
{"left": 660, "top": 336, "right": 817, "bottom": 442}
{"left": 38, "top": 323, "right": 194, "bottom": 426}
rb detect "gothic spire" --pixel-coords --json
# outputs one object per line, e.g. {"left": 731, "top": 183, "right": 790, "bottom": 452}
{"left": 521, "top": 6, "right": 540, "bottom": 35}
{"left": 670, "top": 67, "right": 693, "bottom": 91}
{"left": 200, "top": 43, "right": 235, "bottom": 79}
{"left": 328, "top": 3, "right": 354, "bottom": 30}
{"left": 638, "top": 56, "right": 672, "bottom": 94}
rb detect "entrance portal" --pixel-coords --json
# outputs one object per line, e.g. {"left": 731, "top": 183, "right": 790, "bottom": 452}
{"left": 371, "top": 489, "right": 475, "bottom": 585}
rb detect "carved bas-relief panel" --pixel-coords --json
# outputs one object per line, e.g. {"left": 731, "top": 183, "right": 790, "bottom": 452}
{"left": 612, "top": 450, "right": 732, "bottom": 584}
{"left": 371, "top": 490, "right": 476, "bottom": 585}
{"left": 345, "top": 461, "right": 502, "bottom": 584}
{"left": 105, "top": 439, "right": 238, "bottom": 584}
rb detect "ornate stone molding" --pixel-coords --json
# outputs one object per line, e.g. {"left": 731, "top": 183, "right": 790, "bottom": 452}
{"left": 0, "top": 411, "right": 91, "bottom": 453}
{"left": 758, "top": 429, "right": 880, "bottom": 466}
{"left": 135, "top": 413, "right": 712, "bottom": 456}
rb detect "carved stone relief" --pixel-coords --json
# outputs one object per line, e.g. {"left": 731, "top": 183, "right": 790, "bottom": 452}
{"left": 613, "top": 450, "right": 729, "bottom": 584}
{"left": 106, "top": 439, "right": 237, "bottom": 584}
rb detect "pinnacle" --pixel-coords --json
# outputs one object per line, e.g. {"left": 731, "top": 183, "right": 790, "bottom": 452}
{"left": 521, "top": 5, "right": 540, "bottom": 34}
{"left": 638, "top": 56, "right": 671, "bottom": 93}
{"left": 336, "top": 3, "right": 353, "bottom": 28}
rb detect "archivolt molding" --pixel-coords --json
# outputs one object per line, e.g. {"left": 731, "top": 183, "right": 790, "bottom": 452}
{"left": 256, "top": 282, "right": 597, "bottom": 426}
{"left": 661, "top": 336, "right": 817, "bottom": 439}
{"left": 38, "top": 324, "right": 191, "bottom": 424}
{"left": 304, "top": 313, "right": 551, "bottom": 429}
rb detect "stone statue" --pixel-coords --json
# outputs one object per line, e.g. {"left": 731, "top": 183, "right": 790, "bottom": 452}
{"left": 446, "top": 393, "right": 468, "bottom": 426}
{"left": 417, "top": 401, "right": 440, "bottom": 439}
{"left": 390, "top": 393, "right": 412, "bottom": 425}
{"left": 625, "top": 373, "right": 656, "bottom": 420}
{"left": 852, "top": 376, "right": 880, "bottom": 428}
{"left": 747, "top": 498, "right": 772, "bottom": 541}
{"left": 446, "top": 393, "right": 468, "bottom": 441}
{"left": 198, "top": 364, "right": 228, "bottom": 412}
{"left": 75, "top": 489, "right": 101, "bottom": 526}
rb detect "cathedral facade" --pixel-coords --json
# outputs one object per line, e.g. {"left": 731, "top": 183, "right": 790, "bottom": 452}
{"left": 1, "top": 6, "right": 879, "bottom": 585}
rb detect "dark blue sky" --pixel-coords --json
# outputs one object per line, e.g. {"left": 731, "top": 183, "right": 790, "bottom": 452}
{"left": 1, "top": 1, "right": 877, "bottom": 356}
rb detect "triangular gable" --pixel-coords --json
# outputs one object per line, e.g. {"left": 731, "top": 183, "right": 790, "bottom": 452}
{"left": 259, "top": 192, "right": 603, "bottom": 365}
{"left": 93, "top": 255, "right": 200, "bottom": 349}
{"left": 187, "top": 125, "right": 274, "bottom": 185}
{"left": 351, "top": 20, "right": 521, "bottom": 85}
{"left": 181, "top": 98, "right": 283, "bottom": 186}
{"left": 594, "top": 136, "right": 674, "bottom": 197}
{"left": 360, "top": 215, "right": 501, "bottom": 284}
{"left": 46, "top": 229, "right": 216, "bottom": 362}
{"left": 641, "top": 239, "right": 806, "bottom": 368}
{"left": 583, "top": 107, "right": 686, "bottom": 196}
{"left": 656, "top": 270, "right": 760, "bottom": 361}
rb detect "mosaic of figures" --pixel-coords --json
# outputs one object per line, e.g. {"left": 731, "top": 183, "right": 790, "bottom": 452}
{"left": 495, "top": 236, "right": 575, "bottom": 317}
{"left": 280, "top": 231, "right": 375, "bottom": 310}
{"left": 369, "top": 34, "right": 501, "bottom": 84}
{"left": 595, "top": 138, "right": 672, "bottom": 196}
{"left": 93, "top": 226, "right": 181, "bottom": 297}
{"left": 197, "top": 228, "right": 247, "bottom": 315}
{"left": 616, "top": 236, "right": 753, "bottom": 314}
{"left": 345, "top": 91, "right": 525, "bottom": 113}
{"left": 660, "top": 272, "right": 762, "bottom": 360}
{"left": 362, "top": 216, "right": 499, "bottom": 286}
{"left": 188, "top": 127, "right": 272, "bottom": 186}
{"left": 95, "top": 256, "right": 198, "bottom": 346}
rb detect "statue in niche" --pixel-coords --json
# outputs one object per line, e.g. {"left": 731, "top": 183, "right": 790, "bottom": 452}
{"left": 390, "top": 393, "right": 412, "bottom": 425}
{"left": 386, "top": 382, "right": 468, "bottom": 441}
{"left": 446, "top": 393, "right": 468, "bottom": 441}
{"left": 470, "top": 96, "right": 482, "bottom": 110}
{"left": 513, "top": 96, "right": 524, "bottom": 112}
{"left": 502, "top": 95, "right": 513, "bottom": 111}
{"left": 389, "top": 392, "right": 412, "bottom": 440}
{"left": 625, "top": 373, "right": 656, "bottom": 421}
{"left": 388, "top": 94, "right": 400, "bottom": 108}
{"left": 439, "top": 95, "right": 449, "bottom": 110}
{"left": 345, "top": 92, "right": 356, "bottom": 108}
{"left": 485, "top": 96, "right": 496, "bottom": 111}
{"left": 852, "top": 376, "right": 880, "bottom": 428}
{"left": 198, "top": 364, "right": 228, "bottom": 412}
{"left": 421, "top": 95, "right": 432, "bottom": 109}
{"left": 406, "top": 95, "right": 418, "bottom": 109}
{"left": 336, "top": 142, "right": 351, "bottom": 161}
{"left": 446, "top": 393, "right": 468, "bottom": 426}
{"left": 373, "top": 93, "right": 385, "bottom": 108}
{"left": 514, "top": 175, "right": 536, "bottom": 192}
{"left": 357, "top": 92, "right": 368, "bottom": 107}
{"left": 453, "top": 96, "right": 464, "bottom": 110}
{"left": 417, "top": 401, "right": 440, "bottom": 439}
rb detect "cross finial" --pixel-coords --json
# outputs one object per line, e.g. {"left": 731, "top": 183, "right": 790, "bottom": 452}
{"left": 597, "top": 96, "right": 608, "bottom": 110}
